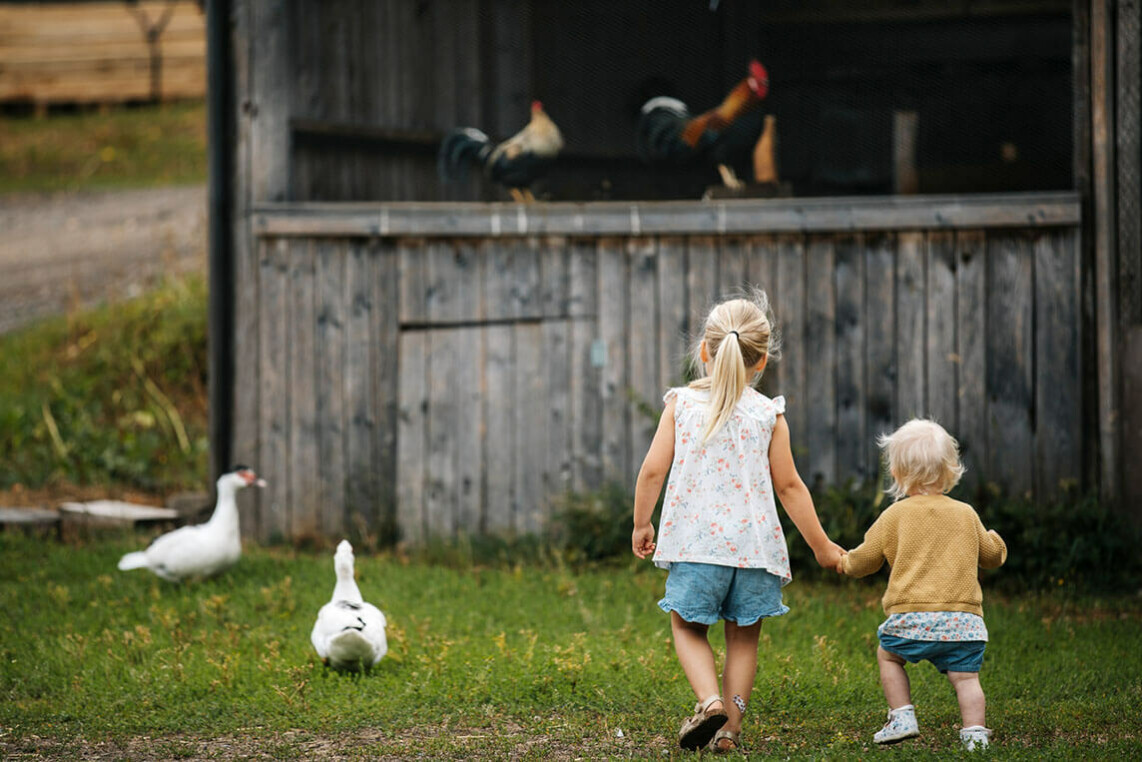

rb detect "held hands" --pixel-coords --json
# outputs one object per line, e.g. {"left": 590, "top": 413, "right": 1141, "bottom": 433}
{"left": 632, "top": 524, "right": 657, "bottom": 559}
{"left": 813, "top": 541, "right": 847, "bottom": 574}
{"left": 834, "top": 550, "right": 848, "bottom": 574}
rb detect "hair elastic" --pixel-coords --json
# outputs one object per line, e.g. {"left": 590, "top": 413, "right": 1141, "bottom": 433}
{"left": 728, "top": 330, "right": 739, "bottom": 338}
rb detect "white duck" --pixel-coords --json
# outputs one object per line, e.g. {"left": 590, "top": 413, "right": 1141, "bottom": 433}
{"left": 311, "top": 540, "right": 388, "bottom": 671}
{"left": 117, "top": 466, "right": 266, "bottom": 581}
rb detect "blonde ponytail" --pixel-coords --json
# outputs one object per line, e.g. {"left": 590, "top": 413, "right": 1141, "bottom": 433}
{"left": 702, "top": 332, "right": 748, "bottom": 443}
{"left": 690, "top": 291, "right": 780, "bottom": 444}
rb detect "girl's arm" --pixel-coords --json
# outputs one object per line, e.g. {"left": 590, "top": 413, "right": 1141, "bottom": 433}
{"left": 632, "top": 399, "right": 676, "bottom": 559}
{"left": 769, "top": 414, "right": 845, "bottom": 569}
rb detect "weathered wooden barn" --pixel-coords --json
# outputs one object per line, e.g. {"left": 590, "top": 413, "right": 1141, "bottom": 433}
{"left": 206, "top": 0, "right": 1140, "bottom": 543}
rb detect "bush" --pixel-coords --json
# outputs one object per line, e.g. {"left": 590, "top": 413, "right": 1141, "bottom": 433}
{"left": 975, "top": 487, "right": 1142, "bottom": 593}
{"left": 783, "top": 482, "right": 1142, "bottom": 594}
{"left": 0, "top": 276, "right": 209, "bottom": 494}
{"left": 549, "top": 476, "right": 1142, "bottom": 593}
{"left": 549, "top": 482, "right": 653, "bottom": 565}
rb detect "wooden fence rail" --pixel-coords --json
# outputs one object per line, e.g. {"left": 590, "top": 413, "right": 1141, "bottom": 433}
{"left": 235, "top": 193, "right": 1083, "bottom": 543}
{"left": 0, "top": 1, "right": 205, "bottom": 106}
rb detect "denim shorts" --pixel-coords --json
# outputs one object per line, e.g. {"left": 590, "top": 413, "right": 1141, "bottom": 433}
{"left": 879, "top": 634, "right": 987, "bottom": 673}
{"left": 658, "top": 562, "right": 789, "bottom": 626}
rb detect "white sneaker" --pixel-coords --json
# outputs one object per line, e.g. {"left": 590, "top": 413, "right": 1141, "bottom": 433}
{"left": 961, "top": 726, "right": 991, "bottom": 751}
{"left": 873, "top": 705, "right": 919, "bottom": 744}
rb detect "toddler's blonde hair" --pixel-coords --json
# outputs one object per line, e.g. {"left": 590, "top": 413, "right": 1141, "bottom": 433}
{"left": 689, "top": 289, "right": 781, "bottom": 444}
{"left": 878, "top": 418, "right": 965, "bottom": 500}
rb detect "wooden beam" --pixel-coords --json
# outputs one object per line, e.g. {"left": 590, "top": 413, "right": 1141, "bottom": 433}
{"left": 249, "top": 0, "right": 291, "bottom": 203}
{"left": 1091, "top": 0, "right": 1120, "bottom": 504}
{"left": 252, "top": 192, "right": 1081, "bottom": 239}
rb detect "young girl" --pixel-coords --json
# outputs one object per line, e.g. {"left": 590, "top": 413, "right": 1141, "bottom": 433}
{"left": 632, "top": 292, "right": 844, "bottom": 752}
{"left": 838, "top": 419, "right": 1007, "bottom": 752}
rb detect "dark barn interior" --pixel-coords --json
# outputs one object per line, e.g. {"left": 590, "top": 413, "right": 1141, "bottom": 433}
{"left": 288, "top": 0, "right": 1074, "bottom": 203}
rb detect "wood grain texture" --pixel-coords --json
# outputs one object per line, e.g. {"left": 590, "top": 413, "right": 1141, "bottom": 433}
{"left": 240, "top": 218, "right": 1088, "bottom": 540}
{"left": 344, "top": 239, "right": 378, "bottom": 535}
{"left": 834, "top": 234, "right": 867, "bottom": 483}
{"left": 864, "top": 233, "right": 896, "bottom": 483}
{"left": 926, "top": 231, "right": 959, "bottom": 429}
{"left": 598, "top": 237, "right": 630, "bottom": 483}
{"left": 986, "top": 233, "right": 1034, "bottom": 497}
{"left": 287, "top": 240, "right": 319, "bottom": 537}
{"left": 657, "top": 237, "right": 689, "bottom": 389}
{"left": 896, "top": 232, "right": 927, "bottom": 420}
{"left": 628, "top": 238, "right": 660, "bottom": 474}
{"left": 372, "top": 239, "right": 401, "bottom": 540}
{"left": 805, "top": 236, "right": 837, "bottom": 489}
{"left": 254, "top": 194, "right": 1082, "bottom": 237}
{"left": 774, "top": 235, "right": 808, "bottom": 470}
{"left": 257, "top": 238, "right": 290, "bottom": 541}
{"left": 1033, "top": 228, "right": 1083, "bottom": 498}
{"left": 568, "top": 240, "right": 602, "bottom": 491}
{"left": 955, "top": 230, "right": 988, "bottom": 494}
{"left": 315, "top": 240, "right": 347, "bottom": 537}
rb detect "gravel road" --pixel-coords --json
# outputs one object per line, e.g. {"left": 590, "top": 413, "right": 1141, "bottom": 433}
{"left": 0, "top": 184, "right": 207, "bottom": 334}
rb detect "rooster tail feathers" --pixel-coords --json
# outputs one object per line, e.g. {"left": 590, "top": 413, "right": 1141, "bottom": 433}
{"left": 118, "top": 551, "right": 149, "bottom": 571}
{"left": 438, "top": 127, "right": 493, "bottom": 181}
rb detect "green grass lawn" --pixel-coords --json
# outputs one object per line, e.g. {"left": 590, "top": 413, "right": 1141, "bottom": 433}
{"left": 0, "top": 101, "right": 206, "bottom": 194}
{"left": 1, "top": 532, "right": 1139, "bottom": 760}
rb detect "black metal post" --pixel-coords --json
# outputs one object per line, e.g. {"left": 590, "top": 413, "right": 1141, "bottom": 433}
{"left": 206, "top": 0, "right": 234, "bottom": 483}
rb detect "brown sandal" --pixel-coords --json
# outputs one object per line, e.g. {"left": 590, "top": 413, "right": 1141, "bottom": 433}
{"left": 710, "top": 728, "right": 741, "bottom": 753}
{"left": 678, "top": 695, "right": 728, "bottom": 750}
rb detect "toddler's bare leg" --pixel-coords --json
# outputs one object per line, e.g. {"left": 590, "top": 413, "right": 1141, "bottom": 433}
{"left": 877, "top": 646, "right": 912, "bottom": 709}
{"left": 670, "top": 612, "right": 723, "bottom": 709}
{"left": 721, "top": 619, "right": 763, "bottom": 733}
{"left": 947, "top": 671, "right": 986, "bottom": 728}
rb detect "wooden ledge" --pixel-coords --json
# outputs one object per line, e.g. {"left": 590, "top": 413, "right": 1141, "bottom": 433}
{"left": 252, "top": 192, "right": 1080, "bottom": 239}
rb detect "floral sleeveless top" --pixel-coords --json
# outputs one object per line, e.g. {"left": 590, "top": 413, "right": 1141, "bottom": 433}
{"left": 652, "top": 386, "right": 791, "bottom": 584}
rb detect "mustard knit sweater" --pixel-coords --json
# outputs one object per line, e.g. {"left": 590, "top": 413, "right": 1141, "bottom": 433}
{"left": 841, "top": 494, "right": 1007, "bottom": 616}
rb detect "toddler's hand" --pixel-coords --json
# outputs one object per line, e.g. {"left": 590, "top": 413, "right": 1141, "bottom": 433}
{"left": 632, "top": 524, "right": 656, "bottom": 560}
{"left": 834, "top": 550, "right": 848, "bottom": 575}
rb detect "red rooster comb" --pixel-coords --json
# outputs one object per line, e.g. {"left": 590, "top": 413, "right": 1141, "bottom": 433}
{"left": 748, "top": 61, "right": 770, "bottom": 99}
{"left": 531, "top": 100, "right": 544, "bottom": 112}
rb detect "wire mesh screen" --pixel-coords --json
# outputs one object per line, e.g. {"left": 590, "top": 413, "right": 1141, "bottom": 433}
{"left": 289, "top": 0, "right": 1074, "bottom": 203}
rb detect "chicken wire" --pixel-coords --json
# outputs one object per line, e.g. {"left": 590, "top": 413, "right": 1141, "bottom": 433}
{"left": 291, "top": 0, "right": 1076, "bottom": 203}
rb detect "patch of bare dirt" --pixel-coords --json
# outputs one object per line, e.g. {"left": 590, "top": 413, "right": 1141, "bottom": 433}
{"left": 0, "top": 185, "right": 206, "bottom": 334}
{"left": 0, "top": 725, "right": 662, "bottom": 761}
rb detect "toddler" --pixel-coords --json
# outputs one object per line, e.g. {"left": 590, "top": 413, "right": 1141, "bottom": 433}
{"left": 839, "top": 419, "right": 1007, "bottom": 751}
{"left": 632, "top": 292, "right": 843, "bottom": 752}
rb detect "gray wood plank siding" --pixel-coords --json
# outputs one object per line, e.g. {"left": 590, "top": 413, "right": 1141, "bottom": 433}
{"left": 238, "top": 195, "right": 1084, "bottom": 542}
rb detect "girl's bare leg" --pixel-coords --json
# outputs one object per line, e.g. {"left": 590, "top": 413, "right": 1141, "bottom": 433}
{"left": 721, "top": 619, "right": 763, "bottom": 732}
{"left": 947, "top": 671, "right": 986, "bottom": 727}
{"left": 670, "top": 612, "right": 724, "bottom": 710}
{"left": 877, "top": 646, "right": 913, "bottom": 708}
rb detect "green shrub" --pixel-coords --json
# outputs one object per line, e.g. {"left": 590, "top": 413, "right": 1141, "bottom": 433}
{"left": 782, "top": 482, "right": 1142, "bottom": 594}
{"left": 975, "top": 486, "right": 1142, "bottom": 593}
{"left": 549, "top": 475, "right": 1142, "bottom": 593}
{"left": 549, "top": 482, "right": 654, "bottom": 565}
{"left": 0, "top": 276, "right": 209, "bottom": 494}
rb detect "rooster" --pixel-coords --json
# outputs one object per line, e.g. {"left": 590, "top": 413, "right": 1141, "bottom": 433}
{"left": 438, "top": 101, "right": 564, "bottom": 202}
{"left": 637, "top": 60, "right": 770, "bottom": 189}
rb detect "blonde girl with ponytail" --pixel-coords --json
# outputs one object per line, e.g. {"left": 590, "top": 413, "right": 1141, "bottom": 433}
{"left": 632, "top": 290, "right": 843, "bottom": 753}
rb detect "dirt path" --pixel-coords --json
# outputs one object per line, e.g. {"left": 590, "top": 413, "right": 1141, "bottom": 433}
{"left": 0, "top": 185, "right": 207, "bottom": 334}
